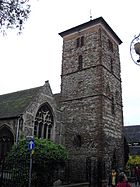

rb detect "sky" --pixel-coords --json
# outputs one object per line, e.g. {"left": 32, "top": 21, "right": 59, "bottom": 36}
{"left": 0, "top": 0, "right": 140, "bottom": 125}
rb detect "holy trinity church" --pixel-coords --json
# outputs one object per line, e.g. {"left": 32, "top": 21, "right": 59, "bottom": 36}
{"left": 0, "top": 17, "right": 124, "bottom": 181}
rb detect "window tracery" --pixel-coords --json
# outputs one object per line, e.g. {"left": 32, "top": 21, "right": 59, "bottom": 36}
{"left": 34, "top": 103, "right": 53, "bottom": 139}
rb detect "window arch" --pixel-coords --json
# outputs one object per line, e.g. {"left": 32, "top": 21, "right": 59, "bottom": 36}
{"left": 0, "top": 126, "right": 14, "bottom": 161}
{"left": 34, "top": 103, "right": 53, "bottom": 139}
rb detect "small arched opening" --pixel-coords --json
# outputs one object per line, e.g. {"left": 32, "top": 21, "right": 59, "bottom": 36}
{"left": 0, "top": 126, "right": 14, "bottom": 162}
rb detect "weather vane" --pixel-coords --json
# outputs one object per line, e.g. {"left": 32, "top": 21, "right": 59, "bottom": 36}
{"left": 90, "top": 9, "right": 92, "bottom": 20}
{"left": 130, "top": 33, "right": 140, "bottom": 65}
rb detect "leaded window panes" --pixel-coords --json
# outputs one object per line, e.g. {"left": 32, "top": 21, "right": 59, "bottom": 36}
{"left": 34, "top": 104, "right": 53, "bottom": 139}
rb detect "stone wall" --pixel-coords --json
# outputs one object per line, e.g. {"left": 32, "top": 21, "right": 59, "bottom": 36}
{"left": 60, "top": 20, "right": 124, "bottom": 176}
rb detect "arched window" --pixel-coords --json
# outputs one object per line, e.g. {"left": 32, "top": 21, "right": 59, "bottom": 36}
{"left": 76, "top": 38, "right": 80, "bottom": 48}
{"left": 76, "top": 36, "right": 84, "bottom": 48}
{"left": 81, "top": 36, "right": 84, "bottom": 47}
{"left": 34, "top": 103, "right": 53, "bottom": 139}
{"left": 0, "top": 126, "right": 14, "bottom": 161}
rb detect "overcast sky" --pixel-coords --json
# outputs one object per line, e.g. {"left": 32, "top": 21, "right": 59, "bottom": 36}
{"left": 0, "top": 0, "right": 140, "bottom": 126}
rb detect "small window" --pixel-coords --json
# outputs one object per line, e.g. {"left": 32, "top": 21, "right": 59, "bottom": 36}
{"left": 76, "top": 38, "right": 80, "bottom": 48}
{"left": 76, "top": 36, "right": 84, "bottom": 48}
{"left": 81, "top": 36, "right": 84, "bottom": 47}
{"left": 110, "top": 58, "right": 113, "bottom": 73}
{"left": 73, "top": 135, "right": 82, "bottom": 147}
{"left": 111, "top": 97, "right": 115, "bottom": 115}
{"left": 78, "top": 55, "right": 83, "bottom": 70}
{"left": 108, "top": 39, "right": 113, "bottom": 52}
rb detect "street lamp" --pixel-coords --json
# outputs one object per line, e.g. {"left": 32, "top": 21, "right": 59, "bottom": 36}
{"left": 130, "top": 33, "right": 140, "bottom": 65}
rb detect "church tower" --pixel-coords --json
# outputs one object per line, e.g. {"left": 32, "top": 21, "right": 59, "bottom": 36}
{"left": 59, "top": 17, "right": 123, "bottom": 176}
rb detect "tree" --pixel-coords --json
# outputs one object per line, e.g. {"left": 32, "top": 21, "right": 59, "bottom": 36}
{"left": 127, "top": 155, "right": 140, "bottom": 166}
{"left": 5, "top": 138, "right": 68, "bottom": 187}
{"left": 0, "top": 0, "right": 31, "bottom": 34}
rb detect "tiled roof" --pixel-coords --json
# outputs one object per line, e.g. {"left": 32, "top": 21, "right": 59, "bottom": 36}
{"left": 124, "top": 125, "right": 140, "bottom": 155}
{"left": 0, "top": 86, "right": 42, "bottom": 119}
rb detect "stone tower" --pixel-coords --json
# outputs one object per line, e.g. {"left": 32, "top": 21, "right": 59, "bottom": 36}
{"left": 59, "top": 17, "right": 123, "bottom": 176}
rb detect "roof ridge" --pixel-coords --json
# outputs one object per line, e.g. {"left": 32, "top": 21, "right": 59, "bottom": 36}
{"left": 0, "top": 86, "right": 43, "bottom": 97}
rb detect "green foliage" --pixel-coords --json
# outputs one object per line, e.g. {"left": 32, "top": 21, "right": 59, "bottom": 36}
{"left": 0, "top": 0, "right": 31, "bottom": 34}
{"left": 125, "top": 155, "right": 140, "bottom": 178}
{"left": 6, "top": 138, "right": 68, "bottom": 186}
{"left": 127, "top": 155, "right": 140, "bottom": 166}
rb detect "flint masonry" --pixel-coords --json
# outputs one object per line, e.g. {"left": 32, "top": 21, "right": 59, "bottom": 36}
{"left": 0, "top": 17, "right": 124, "bottom": 182}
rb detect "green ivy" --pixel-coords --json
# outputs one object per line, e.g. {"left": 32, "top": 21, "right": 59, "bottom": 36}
{"left": 6, "top": 138, "right": 68, "bottom": 186}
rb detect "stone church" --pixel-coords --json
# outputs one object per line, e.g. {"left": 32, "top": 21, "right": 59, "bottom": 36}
{"left": 0, "top": 17, "right": 124, "bottom": 181}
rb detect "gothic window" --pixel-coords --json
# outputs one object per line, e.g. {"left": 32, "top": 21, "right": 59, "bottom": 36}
{"left": 0, "top": 126, "right": 14, "bottom": 161}
{"left": 34, "top": 103, "right": 53, "bottom": 139}
{"left": 78, "top": 55, "right": 83, "bottom": 70}
{"left": 108, "top": 39, "right": 113, "bottom": 52}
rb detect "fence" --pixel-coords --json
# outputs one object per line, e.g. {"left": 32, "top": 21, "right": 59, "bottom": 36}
{"left": 0, "top": 157, "right": 106, "bottom": 187}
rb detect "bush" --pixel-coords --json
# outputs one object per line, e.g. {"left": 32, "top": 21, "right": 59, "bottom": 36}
{"left": 6, "top": 138, "right": 68, "bottom": 187}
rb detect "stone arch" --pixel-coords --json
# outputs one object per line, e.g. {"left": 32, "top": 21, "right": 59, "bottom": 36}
{"left": 34, "top": 102, "right": 54, "bottom": 139}
{"left": 0, "top": 125, "right": 14, "bottom": 161}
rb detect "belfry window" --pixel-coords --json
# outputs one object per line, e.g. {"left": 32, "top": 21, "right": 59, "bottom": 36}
{"left": 76, "top": 36, "right": 84, "bottom": 48}
{"left": 76, "top": 38, "right": 80, "bottom": 48}
{"left": 108, "top": 39, "right": 113, "bottom": 52}
{"left": 34, "top": 103, "right": 53, "bottom": 139}
{"left": 81, "top": 36, "right": 84, "bottom": 47}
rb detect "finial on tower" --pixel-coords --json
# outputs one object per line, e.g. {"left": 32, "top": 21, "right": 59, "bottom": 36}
{"left": 90, "top": 9, "right": 92, "bottom": 20}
